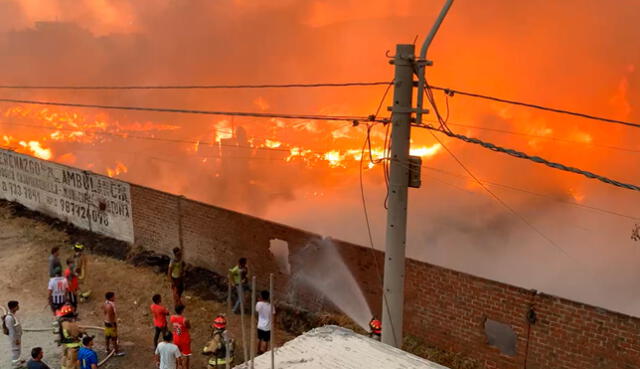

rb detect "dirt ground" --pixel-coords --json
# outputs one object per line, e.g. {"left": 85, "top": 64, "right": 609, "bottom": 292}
{"left": 0, "top": 204, "right": 293, "bottom": 369}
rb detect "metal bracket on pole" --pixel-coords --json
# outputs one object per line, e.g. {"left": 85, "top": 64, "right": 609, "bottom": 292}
{"left": 415, "top": 0, "right": 455, "bottom": 125}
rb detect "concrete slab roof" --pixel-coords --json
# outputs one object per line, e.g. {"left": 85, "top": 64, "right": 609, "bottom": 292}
{"left": 235, "top": 325, "right": 450, "bottom": 369}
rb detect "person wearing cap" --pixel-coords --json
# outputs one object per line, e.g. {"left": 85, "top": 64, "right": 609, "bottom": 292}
{"left": 203, "top": 314, "right": 234, "bottom": 368}
{"left": 73, "top": 243, "right": 91, "bottom": 302}
{"left": 77, "top": 336, "right": 98, "bottom": 369}
{"left": 368, "top": 318, "right": 382, "bottom": 341}
{"left": 26, "top": 347, "right": 50, "bottom": 369}
{"left": 58, "top": 304, "right": 84, "bottom": 369}
{"left": 48, "top": 267, "right": 68, "bottom": 316}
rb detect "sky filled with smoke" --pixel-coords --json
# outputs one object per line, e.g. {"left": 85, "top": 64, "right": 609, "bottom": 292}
{"left": 0, "top": 0, "right": 639, "bottom": 315}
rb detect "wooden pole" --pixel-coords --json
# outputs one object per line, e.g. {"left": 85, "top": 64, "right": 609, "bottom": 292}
{"left": 250, "top": 276, "right": 257, "bottom": 368}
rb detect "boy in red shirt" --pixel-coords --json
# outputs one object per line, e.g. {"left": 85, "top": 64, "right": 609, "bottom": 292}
{"left": 64, "top": 259, "right": 79, "bottom": 308}
{"left": 150, "top": 294, "right": 169, "bottom": 348}
{"left": 170, "top": 304, "right": 191, "bottom": 369}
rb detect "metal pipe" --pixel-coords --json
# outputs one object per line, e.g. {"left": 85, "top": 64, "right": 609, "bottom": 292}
{"left": 270, "top": 273, "right": 275, "bottom": 369}
{"left": 227, "top": 282, "right": 232, "bottom": 315}
{"left": 420, "top": 0, "right": 455, "bottom": 60}
{"left": 415, "top": 0, "right": 455, "bottom": 125}
{"left": 239, "top": 283, "right": 248, "bottom": 365}
{"left": 250, "top": 276, "right": 257, "bottom": 369}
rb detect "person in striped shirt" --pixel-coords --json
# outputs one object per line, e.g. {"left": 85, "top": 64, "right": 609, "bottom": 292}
{"left": 48, "top": 267, "right": 68, "bottom": 315}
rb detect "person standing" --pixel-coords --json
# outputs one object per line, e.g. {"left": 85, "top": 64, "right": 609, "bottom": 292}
{"left": 170, "top": 305, "right": 191, "bottom": 369}
{"left": 72, "top": 243, "right": 91, "bottom": 302}
{"left": 48, "top": 247, "right": 61, "bottom": 278}
{"left": 64, "top": 258, "right": 79, "bottom": 308}
{"left": 48, "top": 268, "right": 69, "bottom": 315}
{"left": 102, "top": 292, "right": 125, "bottom": 356}
{"left": 167, "top": 248, "right": 186, "bottom": 307}
{"left": 26, "top": 347, "right": 50, "bottom": 369}
{"left": 151, "top": 294, "right": 170, "bottom": 348}
{"left": 228, "top": 257, "right": 249, "bottom": 314}
{"left": 155, "top": 332, "right": 182, "bottom": 369}
{"left": 4, "top": 301, "right": 24, "bottom": 368}
{"left": 77, "top": 336, "right": 99, "bottom": 369}
{"left": 256, "top": 291, "right": 275, "bottom": 355}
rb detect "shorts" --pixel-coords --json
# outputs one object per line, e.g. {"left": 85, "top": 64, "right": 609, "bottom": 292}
{"left": 257, "top": 329, "right": 271, "bottom": 342}
{"left": 104, "top": 322, "right": 118, "bottom": 338}
{"left": 171, "top": 277, "right": 184, "bottom": 296}
{"left": 175, "top": 338, "right": 192, "bottom": 356}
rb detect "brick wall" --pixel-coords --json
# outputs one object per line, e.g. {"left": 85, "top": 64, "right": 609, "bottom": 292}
{"left": 129, "top": 182, "right": 640, "bottom": 369}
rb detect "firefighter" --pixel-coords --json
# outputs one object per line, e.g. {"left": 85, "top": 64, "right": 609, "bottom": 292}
{"left": 72, "top": 243, "right": 92, "bottom": 302}
{"left": 57, "top": 304, "right": 86, "bottom": 369}
{"left": 202, "top": 315, "right": 234, "bottom": 369}
{"left": 369, "top": 317, "right": 381, "bottom": 341}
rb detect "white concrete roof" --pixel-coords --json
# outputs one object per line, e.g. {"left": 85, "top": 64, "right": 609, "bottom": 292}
{"left": 235, "top": 325, "right": 450, "bottom": 369}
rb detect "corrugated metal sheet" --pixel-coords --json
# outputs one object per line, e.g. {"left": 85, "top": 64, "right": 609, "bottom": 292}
{"left": 235, "top": 325, "right": 450, "bottom": 369}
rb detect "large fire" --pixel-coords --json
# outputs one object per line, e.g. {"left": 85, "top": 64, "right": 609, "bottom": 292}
{"left": 0, "top": 105, "right": 444, "bottom": 176}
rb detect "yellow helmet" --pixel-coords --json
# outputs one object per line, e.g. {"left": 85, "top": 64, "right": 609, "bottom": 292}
{"left": 73, "top": 243, "right": 84, "bottom": 251}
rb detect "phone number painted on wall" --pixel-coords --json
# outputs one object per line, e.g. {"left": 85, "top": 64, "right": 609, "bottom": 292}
{"left": 0, "top": 149, "right": 133, "bottom": 243}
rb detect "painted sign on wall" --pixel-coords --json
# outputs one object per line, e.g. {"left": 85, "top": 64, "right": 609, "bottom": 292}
{"left": 0, "top": 149, "right": 134, "bottom": 243}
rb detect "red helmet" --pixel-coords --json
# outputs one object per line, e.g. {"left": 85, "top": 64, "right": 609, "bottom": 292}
{"left": 56, "top": 304, "right": 75, "bottom": 317}
{"left": 212, "top": 315, "right": 226, "bottom": 329}
{"left": 369, "top": 318, "right": 381, "bottom": 334}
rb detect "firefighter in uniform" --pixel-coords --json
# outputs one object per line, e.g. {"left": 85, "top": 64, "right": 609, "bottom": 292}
{"left": 73, "top": 243, "right": 92, "bottom": 302}
{"left": 369, "top": 317, "right": 382, "bottom": 341}
{"left": 57, "top": 304, "right": 86, "bottom": 369}
{"left": 202, "top": 315, "right": 234, "bottom": 368}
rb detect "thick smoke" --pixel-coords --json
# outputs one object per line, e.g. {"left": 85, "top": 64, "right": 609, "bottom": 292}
{"left": 0, "top": 0, "right": 639, "bottom": 315}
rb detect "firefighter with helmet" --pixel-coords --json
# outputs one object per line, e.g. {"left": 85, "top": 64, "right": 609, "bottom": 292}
{"left": 73, "top": 243, "right": 92, "bottom": 302}
{"left": 57, "top": 303, "right": 86, "bottom": 369}
{"left": 202, "top": 314, "right": 234, "bottom": 368}
{"left": 369, "top": 317, "right": 382, "bottom": 341}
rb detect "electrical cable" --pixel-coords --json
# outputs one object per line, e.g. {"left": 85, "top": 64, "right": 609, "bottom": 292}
{"left": 0, "top": 81, "right": 392, "bottom": 90}
{"left": 0, "top": 98, "right": 387, "bottom": 123}
{"left": 418, "top": 124, "right": 640, "bottom": 192}
{"left": 358, "top": 124, "right": 398, "bottom": 345}
{"left": 421, "top": 165, "right": 639, "bottom": 221}
{"left": 438, "top": 120, "right": 640, "bottom": 154}
{"left": 419, "top": 130, "right": 577, "bottom": 259}
{"left": 428, "top": 84, "right": 640, "bottom": 130}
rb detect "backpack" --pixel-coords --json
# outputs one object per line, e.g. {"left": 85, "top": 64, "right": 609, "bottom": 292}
{"left": 2, "top": 314, "right": 10, "bottom": 335}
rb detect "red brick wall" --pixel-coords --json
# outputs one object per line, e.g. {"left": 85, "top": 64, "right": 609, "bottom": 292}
{"left": 129, "top": 183, "right": 640, "bottom": 369}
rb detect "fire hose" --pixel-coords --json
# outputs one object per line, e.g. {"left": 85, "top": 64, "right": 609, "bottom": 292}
{"left": 23, "top": 325, "right": 105, "bottom": 332}
{"left": 98, "top": 349, "right": 116, "bottom": 367}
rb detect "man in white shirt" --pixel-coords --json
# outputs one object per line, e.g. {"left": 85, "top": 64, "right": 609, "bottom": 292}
{"left": 256, "top": 290, "right": 275, "bottom": 355}
{"left": 48, "top": 267, "right": 69, "bottom": 316}
{"left": 155, "top": 332, "right": 182, "bottom": 369}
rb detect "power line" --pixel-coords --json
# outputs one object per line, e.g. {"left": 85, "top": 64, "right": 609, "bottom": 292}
{"left": 0, "top": 81, "right": 391, "bottom": 90}
{"left": 438, "top": 120, "right": 640, "bottom": 154}
{"left": 421, "top": 165, "right": 639, "bottom": 221}
{"left": 0, "top": 98, "right": 386, "bottom": 123}
{"left": 358, "top": 124, "right": 397, "bottom": 344}
{"left": 422, "top": 129, "right": 576, "bottom": 260}
{"left": 418, "top": 124, "right": 640, "bottom": 192}
{"left": 429, "top": 84, "right": 640, "bottom": 130}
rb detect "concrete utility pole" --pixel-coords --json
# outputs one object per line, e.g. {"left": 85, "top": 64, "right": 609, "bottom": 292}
{"left": 381, "top": 0, "right": 454, "bottom": 348}
{"left": 381, "top": 43, "right": 414, "bottom": 348}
